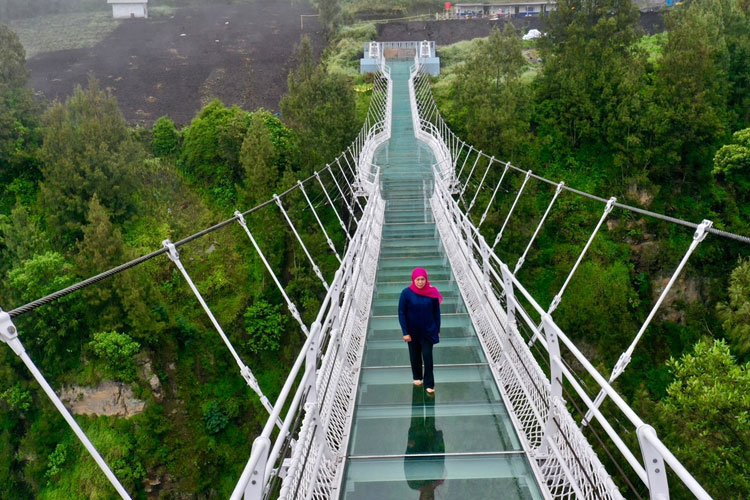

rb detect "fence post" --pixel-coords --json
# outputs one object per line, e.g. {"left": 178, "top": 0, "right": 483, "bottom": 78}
{"left": 637, "top": 425, "right": 670, "bottom": 500}
{"left": 539, "top": 314, "right": 562, "bottom": 454}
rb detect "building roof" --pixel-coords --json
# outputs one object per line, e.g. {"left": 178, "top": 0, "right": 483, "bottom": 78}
{"left": 107, "top": 0, "right": 148, "bottom": 4}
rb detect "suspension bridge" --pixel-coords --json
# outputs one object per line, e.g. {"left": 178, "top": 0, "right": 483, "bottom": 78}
{"left": 3, "top": 45, "right": 749, "bottom": 500}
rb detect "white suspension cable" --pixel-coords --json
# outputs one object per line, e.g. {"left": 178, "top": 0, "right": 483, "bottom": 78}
{"left": 273, "top": 195, "right": 330, "bottom": 291}
{"left": 335, "top": 159, "right": 365, "bottom": 215}
{"left": 234, "top": 212, "right": 310, "bottom": 336}
{"left": 0, "top": 312, "right": 133, "bottom": 500}
{"left": 491, "top": 169, "right": 532, "bottom": 250}
{"left": 297, "top": 180, "right": 342, "bottom": 263}
{"left": 316, "top": 171, "right": 352, "bottom": 241}
{"left": 581, "top": 219, "right": 713, "bottom": 427}
{"left": 460, "top": 153, "right": 483, "bottom": 209}
{"left": 514, "top": 181, "right": 565, "bottom": 274}
{"left": 477, "top": 161, "right": 511, "bottom": 228}
{"left": 527, "top": 197, "right": 617, "bottom": 347}
{"left": 162, "top": 240, "right": 283, "bottom": 428}
{"left": 455, "top": 143, "right": 473, "bottom": 180}
{"left": 467, "top": 156, "right": 495, "bottom": 214}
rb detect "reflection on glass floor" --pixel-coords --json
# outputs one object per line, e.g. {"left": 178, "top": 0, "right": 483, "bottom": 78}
{"left": 340, "top": 60, "right": 543, "bottom": 499}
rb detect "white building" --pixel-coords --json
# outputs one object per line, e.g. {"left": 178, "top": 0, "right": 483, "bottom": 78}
{"left": 453, "top": 2, "right": 555, "bottom": 18}
{"left": 107, "top": 0, "right": 148, "bottom": 19}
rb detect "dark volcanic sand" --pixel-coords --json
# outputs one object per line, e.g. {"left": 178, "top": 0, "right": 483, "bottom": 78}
{"left": 27, "top": 5, "right": 664, "bottom": 127}
{"left": 27, "top": 1, "right": 325, "bottom": 125}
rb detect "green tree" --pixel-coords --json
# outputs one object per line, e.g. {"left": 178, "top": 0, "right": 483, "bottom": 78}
{"left": 151, "top": 115, "right": 179, "bottom": 158}
{"left": 0, "top": 384, "right": 32, "bottom": 412}
{"left": 0, "top": 202, "right": 47, "bottom": 269}
{"left": 451, "top": 25, "right": 530, "bottom": 159}
{"left": 72, "top": 194, "right": 129, "bottom": 330}
{"left": 243, "top": 299, "right": 287, "bottom": 353}
{"left": 238, "top": 113, "right": 278, "bottom": 208}
{"left": 316, "top": 0, "right": 340, "bottom": 33}
{"left": 535, "top": 0, "right": 645, "bottom": 175}
{"left": 0, "top": 25, "right": 41, "bottom": 212}
{"left": 180, "top": 100, "right": 252, "bottom": 206}
{"left": 201, "top": 400, "right": 228, "bottom": 435}
{"left": 657, "top": 338, "right": 750, "bottom": 499}
{"left": 7, "top": 252, "right": 82, "bottom": 371}
{"left": 281, "top": 37, "right": 357, "bottom": 173}
{"left": 39, "top": 76, "right": 143, "bottom": 247}
{"left": 87, "top": 331, "right": 141, "bottom": 382}
{"left": 717, "top": 258, "right": 750, "bottom": 358}
{"left": 645, "top": 1, "right": 730, "bottom": 190}
{"left": 712, "top": 128, "right": 750, "bottom": 202}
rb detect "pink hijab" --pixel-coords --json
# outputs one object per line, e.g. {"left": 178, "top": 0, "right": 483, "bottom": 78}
{"left": 409, "top": 268, "right": 443, "bottom": 304}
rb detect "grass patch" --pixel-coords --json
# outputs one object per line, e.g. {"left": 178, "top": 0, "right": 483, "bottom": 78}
{"left": 326, "top": 22, "right": 377, "bottom": 79}
{"left": 8, "top": 12, "right": 121, "bottom": 58}
{"left": 149, "top": 5, "right": 178, "bottom": 19}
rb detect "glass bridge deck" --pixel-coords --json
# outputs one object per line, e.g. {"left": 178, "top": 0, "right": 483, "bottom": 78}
{"left": 339, "top": 61, "right": 544, "bottom": 499}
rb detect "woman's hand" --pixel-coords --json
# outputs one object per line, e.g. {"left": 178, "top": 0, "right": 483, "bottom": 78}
{"left": 403, "top": 335, "right": 412, "bottom": 342}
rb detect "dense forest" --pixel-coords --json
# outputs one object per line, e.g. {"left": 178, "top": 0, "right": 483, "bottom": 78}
{"left": 0, "top": 0, "right": 749, "bottom": 498}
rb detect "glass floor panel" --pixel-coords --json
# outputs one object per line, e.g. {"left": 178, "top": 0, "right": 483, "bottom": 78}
{"left": 341, "top": 454, "right": 544, "bottom": 500}
{"left": 368, "top": 314, "right": 475, "bottom": 341}
{"left": 349, "top": 399, "right": 521, "bottom": 455}
{"left": 340, "top": 60, "right": 542, "bottom": 499}
{"left": 363, "top": 337, "right": 486, "bottom": 367}
{"left": 357, "top": 365, "right": 502, "bottom": 406}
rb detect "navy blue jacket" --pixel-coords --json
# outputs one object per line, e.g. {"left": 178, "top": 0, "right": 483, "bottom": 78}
{"left": 398, "top": 288, "right": 441, "bottom": 344}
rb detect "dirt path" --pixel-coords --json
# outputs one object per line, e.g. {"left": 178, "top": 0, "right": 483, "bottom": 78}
{"left": 27, "top": 1, "right": 325, "bottom": 126}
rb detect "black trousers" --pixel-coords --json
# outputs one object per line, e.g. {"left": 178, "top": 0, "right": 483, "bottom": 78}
{"left": 408, "top": 339, "right": 434, "bottom": 389}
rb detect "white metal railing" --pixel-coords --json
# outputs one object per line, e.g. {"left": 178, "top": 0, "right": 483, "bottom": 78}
{"left": 410, "top": 62, "right": 715, "bottom": 500}
{"left": 230, "top": 62, "right": 392, "bottom": 500}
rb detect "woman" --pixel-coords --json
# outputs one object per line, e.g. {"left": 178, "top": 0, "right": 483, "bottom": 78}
{"left": 398, "top": 268, "right": 442, "bottom": 394}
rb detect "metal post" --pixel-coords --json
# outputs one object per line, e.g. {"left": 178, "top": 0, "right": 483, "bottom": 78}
{"left": 0, "top": 311, "right": 133, "bottom": 500}
{"left": 501, "top": 263, "right": 516, "bottom": 327}
{"left": 242, "top": 436, "right": 271, "bottom": 500}
{"left": 637, "top": 425, "right": 670, "bottom": 500}
{"left": 539, "top": 313, "right": 562, "bottom": 455}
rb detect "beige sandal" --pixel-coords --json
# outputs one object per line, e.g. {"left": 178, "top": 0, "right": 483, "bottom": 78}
{"left": 425, "top": 388, "right": 435, "bottom": 394}
{"left": 413, "top": 380, "right": 423, "bottom": 386}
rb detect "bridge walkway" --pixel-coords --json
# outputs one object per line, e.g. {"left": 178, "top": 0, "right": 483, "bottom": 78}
{"left": 338, "top": 60, "right": 544, "bottom": 499}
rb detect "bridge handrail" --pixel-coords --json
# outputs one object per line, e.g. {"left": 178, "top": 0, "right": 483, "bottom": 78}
{"left": 231, "top": 60, "right": 392, "bottom": 500}
{"left": 230, "top": 170, "right": 383, "bottom": 499}
{"left": 431, "top": 166, "right": 713, "bottom": 499}
{"left": 415, "top": 59, "right": 717, "bottom": 498}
